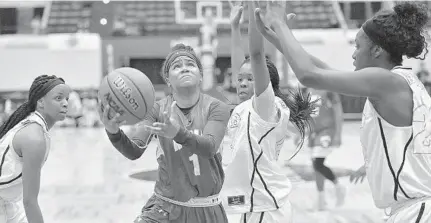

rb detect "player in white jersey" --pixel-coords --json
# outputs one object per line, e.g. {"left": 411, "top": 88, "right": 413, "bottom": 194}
{"left": 254, "top": 1, "right": 431, "bottom": 222}
{"left": 221, "top": 2, "right": 316, "bottom": 222}
{"left": 0, "top": 75, "right": 70, "bottom": 223}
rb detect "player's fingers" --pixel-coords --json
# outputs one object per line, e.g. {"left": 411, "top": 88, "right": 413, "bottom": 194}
{"left": 144, "top": 125, "right": 162, "bottom": 132}
{"left": 235, "top": 6, "right": 243, "bottom": 18}
{"left": 97, "top": 102, "right": 104, "bottom": 120}
{"left": 286, "top": 13, "right": 296, "bottom": 21}
{"left": 163, "top": 111, "right": 170, "bottom": 124}
{"left": 112, "top": 112, "right": 122, "bottom": 124}
{"left": 103, "top": 103, "right": 110, "bottom": 121}
{"left": 170, "top": 101, "right": 177, "bottom": 117}
{"left": 152, "top": 122, "right": 165, "bottom": 129}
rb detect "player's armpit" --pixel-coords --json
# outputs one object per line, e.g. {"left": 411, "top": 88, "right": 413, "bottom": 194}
{"left": 174, "top": 101, "right": 230, "bottom": 159}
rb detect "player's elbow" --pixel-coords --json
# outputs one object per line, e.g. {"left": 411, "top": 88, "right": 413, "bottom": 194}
{"left": 23, "top": 196, "right": 39, "bottom": 209}
{"left": 124, "top": 151, "right": 143, "bottom": 160}
{"left": 297, "top": 69, "right": 321, "bottom": 89}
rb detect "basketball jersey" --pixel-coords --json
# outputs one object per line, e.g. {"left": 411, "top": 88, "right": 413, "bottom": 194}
{"left": 153, "top": 94, "right": 225, "bottom": 202}
{"left": 0, "top": 112, "right": 50, "bottom": 200}
{"left": 360, "top": 66, "right": 431, "bottom": 209}
{"left": 309, "top": 91, "right": 339, "bottom": 147}
{"left": 220, "top": 92, "right": 292, "bottom": 213}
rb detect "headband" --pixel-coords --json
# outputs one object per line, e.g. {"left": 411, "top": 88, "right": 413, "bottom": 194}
{"left": 163, "top": 50, "right": 203, "bottom": 78}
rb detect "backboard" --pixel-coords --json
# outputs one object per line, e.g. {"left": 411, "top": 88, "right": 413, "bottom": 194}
{"left": 174, "top": 0, "right": 230, "bottom": 25}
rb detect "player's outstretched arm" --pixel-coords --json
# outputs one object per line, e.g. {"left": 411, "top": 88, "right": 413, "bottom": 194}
{"left": 248, "top": 1, "right": 277, "bottom": 122}
{"left": 174, "top": 100, "right": 230, "bottom": 159}
{"left": 253, "top": 9, "right": 331, "bottom": 70}
{"left": 230, "top": 1, "right": 245, "bottom": 85}
{"left": 255, "top": 2, "right": 400, "bottom": 99}
{"left": 100, "top": 103, "right": 157, "bottom": 160}
{"left": 14, "top": 124, "right": 46, "bottom": 223}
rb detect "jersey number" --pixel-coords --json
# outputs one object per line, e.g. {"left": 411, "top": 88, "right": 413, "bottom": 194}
{"left": 189, "top": 154, "right": 201, "bottom": 176}
{"left": 173, "top": 141, "right": 201, "bottom": 176}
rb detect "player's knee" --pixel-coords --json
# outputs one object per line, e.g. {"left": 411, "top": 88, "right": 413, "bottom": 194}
{"left": 312, "top": 158, "right": 325, "bottom": 170}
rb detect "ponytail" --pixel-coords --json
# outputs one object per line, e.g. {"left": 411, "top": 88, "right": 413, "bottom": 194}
{"left": 274, "top": 87, "right": 318, "bottom": 159}
{"left": 0, "top": 101, "right": 35, "bottom": 139}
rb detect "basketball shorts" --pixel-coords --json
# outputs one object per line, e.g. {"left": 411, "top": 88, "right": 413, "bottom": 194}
{"left": 0, "top": 197, "right": 27, "bottom": 223}
{"left": 134, "top": 194, "right": 228, "bottom": 223}
{"left": 240, "top": 201, "right": 292, "bottom": 223}
{"left": 386, "top": 199, "right": 431, "bottom": 223}
{"left": 310, "top": 135, "right": 334, "bottom": 158}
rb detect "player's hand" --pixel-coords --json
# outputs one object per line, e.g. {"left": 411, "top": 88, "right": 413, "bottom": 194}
{"left": 229, "top": 1, "right": 243, "bottom": 28}
{"left": 349, "top": 165, "right": 366, "bottom": 184}
{"left": 144, "top": 101, "right": 180, "bottom": 139}
{"left": 98, "top": 102, "right": 126, "bottom": 134}
{"left": 254, "top": 1, "right": 295, "bottom": 53}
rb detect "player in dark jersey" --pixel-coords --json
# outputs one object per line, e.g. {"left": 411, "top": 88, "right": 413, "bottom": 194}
{"left": 307, "top": 89, "right": 345, "bottom": 210}
{"left": 99, "top": 44, "right": 230, "bottom": 223}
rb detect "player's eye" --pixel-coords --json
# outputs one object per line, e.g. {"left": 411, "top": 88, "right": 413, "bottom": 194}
{"left": 187, "top": 62, "right": 196, "bottom": 67}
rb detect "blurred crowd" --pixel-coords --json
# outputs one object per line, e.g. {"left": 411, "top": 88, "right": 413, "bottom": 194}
{"left": 0, "top": 89, "right": 102, "bottom": 128}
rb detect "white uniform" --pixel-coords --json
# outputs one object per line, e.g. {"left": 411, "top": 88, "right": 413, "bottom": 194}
{"left": 0, "top": 112, "right": 50, "bottom": 223}
{"left": 221, "top": 83, "right": 293, "bottom": 223}
{"left": 361, "top": 66, "right": 431, "bottom": 222}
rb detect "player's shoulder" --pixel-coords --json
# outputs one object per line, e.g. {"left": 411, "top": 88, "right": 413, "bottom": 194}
{"left": 13, "top": 123, "right": 46, "bottom": 153}
{"left": 231, "top": 99, "right": 252, "bottom": 114}
{"left": 203, "top": 94, "right": 230, "bottom": 113}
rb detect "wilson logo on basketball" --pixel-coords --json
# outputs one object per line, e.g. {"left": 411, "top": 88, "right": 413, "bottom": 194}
{"left": 113, "top": 76, "right": 139, "bottom": 111}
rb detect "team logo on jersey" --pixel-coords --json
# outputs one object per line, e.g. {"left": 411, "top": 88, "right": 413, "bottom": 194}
{"left": 227, "top": 195, "right": 245, "bottom": 206}
{"left": 412, "top": 100, "right": 431, "bottom": 154}
{"left": 229, "top": 113, "right": 241, "bottom": 129}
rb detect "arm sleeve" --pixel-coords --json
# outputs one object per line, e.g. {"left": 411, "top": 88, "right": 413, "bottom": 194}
{"left": 105, "top": 103, "right": 159, "bottom": 160}
{"left": 173, "top": 100, "right": 230, "bottom": 159}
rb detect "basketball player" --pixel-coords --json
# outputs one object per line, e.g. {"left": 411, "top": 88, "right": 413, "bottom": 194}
{"left": 220, "top": 2, "right": 316, "bottom": 222}
{"left": 255, "top": 1, "right": 431, "bottom": 222}
{"left": 307, "top": 89, "right": 345, "bottom": 210}
{"left": 99, "top": 44, "right": 230, "bottom": 223}
{"left": 0, "top": 75, "right": 70, "bottom": 223}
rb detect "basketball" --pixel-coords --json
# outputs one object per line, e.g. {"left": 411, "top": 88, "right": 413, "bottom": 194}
{"left": 98, "top": 67, "right": 155, "bottom": 125}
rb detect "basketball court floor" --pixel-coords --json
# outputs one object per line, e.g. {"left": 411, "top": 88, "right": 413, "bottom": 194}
{"left": 39, "top": 122, "right": 385, "bottom": 223}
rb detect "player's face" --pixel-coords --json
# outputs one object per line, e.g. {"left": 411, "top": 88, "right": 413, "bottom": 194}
{"left": 237, "top": 62, "right": 255, "bottom": 102}
{"left": 352, "top": 29, "right": 375, "bottom": 71}
{"left": 40, "top": 84, "right": 71, "bottom": 122}
{"left": 168, "top": 56, "right": 201, "bottom": 89}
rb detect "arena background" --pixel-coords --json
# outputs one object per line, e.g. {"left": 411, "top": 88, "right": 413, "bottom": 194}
{"left": 0, "top": 1, "right": 430, "bottom": 222}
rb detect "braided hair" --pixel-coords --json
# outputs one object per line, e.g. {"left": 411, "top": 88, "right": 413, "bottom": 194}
{"left": 242, "top": 56, "right": 318, "bottom": 158}
{"left": 0, "top": 75, "right": 65, "bottom": 139}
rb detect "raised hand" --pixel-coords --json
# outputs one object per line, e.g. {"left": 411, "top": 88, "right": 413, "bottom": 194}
{"left": 144, "top": 101, "right": 180, "bottom": 139}
{"left": 253, "top": 0, "right": 296, "bottom": 53}
{"left": 229, "top": 0, "right": 244, "bottom": 27}
{"left": 98, "top": 102, "right": 126, "bottom": 134}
